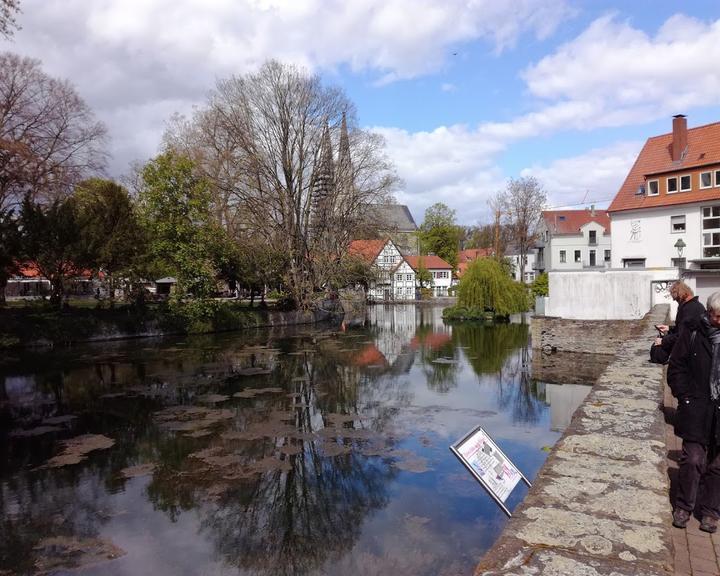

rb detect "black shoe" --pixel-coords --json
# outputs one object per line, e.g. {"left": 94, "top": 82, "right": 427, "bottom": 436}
{"left": 700, "top": 516, "right": 718, "bottom": 533}
{"left": 673, "top": 508, "right": 691, "bottom": 528}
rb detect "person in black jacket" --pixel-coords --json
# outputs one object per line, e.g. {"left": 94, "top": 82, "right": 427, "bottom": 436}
{"left": 667, "top": 291, "right": 720, "bottom": 532}
{"left": 657, "top": 281, "right": 706, "bottom": 349}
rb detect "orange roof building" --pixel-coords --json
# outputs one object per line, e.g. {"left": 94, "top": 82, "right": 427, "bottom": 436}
{"left": 607, "top": 116, "right": 720, "bottom": 296}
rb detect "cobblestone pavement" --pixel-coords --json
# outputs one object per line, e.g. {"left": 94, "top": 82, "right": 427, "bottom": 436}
{"left": 665, "top": 379, "right": 720, "bottom": 575}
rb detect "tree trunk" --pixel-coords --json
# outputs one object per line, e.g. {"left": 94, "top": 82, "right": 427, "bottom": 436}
{"left": 50, "top": 277, "right": 64, "bottom": 309}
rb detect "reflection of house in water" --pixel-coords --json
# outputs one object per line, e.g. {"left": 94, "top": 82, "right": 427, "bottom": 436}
{"left": 535, "top": 381, "right": 592, "bottom": 432}
{"left": 366, "top": 305, "right": 451, "bottom": 368}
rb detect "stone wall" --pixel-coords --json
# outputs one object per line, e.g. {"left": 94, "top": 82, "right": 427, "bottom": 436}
{"left": 531, "top": 315, "right": 641, "bottom": 355}
{"left": 475, "top": 304, "right": 671, "bottom": 576}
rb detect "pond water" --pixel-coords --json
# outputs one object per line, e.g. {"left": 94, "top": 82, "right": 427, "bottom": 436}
{"left": 0, "top": 305, "right": 591, "bottom": 576}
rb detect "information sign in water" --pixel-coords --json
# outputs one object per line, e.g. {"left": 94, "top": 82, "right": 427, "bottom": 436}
{"left": 450, "top": 425, "right": 531, "bottom": 517}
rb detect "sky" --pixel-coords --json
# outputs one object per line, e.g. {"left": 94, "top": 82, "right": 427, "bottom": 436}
{"left": 3, "top": 0, "right": 720, "bottom": 225}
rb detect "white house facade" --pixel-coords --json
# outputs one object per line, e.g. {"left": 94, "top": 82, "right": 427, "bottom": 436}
{"left": 392, "top": 259, "right": 417, "bottom": 300}
{"left": 348, "top": 240, "right": 453, "bottom": 300}
{"left": 506, "top": 247, "right": 537, "bottom": 283}
{"left": 535, "top": 209, "right": 611, "bottom": 274}
{"left": 404, "top": 255, "right": 453, "bottom": 297}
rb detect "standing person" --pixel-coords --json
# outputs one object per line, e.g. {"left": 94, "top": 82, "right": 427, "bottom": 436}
{"left": 656, "top": 281, "right": 705, "bottom": 351}
{"left": 667, "top": 291, "right": 720, "bottom": 532}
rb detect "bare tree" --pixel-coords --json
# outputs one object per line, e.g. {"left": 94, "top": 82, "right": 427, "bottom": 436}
{"left": 500, "top": 176, "right": 546, "bottom": 282}
{"left": 0, "top": 0, "right": 20, "bottom": 38}
{"left": 0, "top": 52, "right": 107, "bottom": 210}
{"left": 163, "top": 60, "right": 398, "bottom": 308}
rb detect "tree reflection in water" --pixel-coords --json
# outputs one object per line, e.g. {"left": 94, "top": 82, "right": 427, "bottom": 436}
{"left": 144, "top": 337, "right": 410, "bottom": 575}
{"left": 0, "top": 313, "right": 561, "bottom": 576}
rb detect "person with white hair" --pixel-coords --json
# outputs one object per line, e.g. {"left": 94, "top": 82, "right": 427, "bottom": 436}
{"left": 668, "top": 290, "right": 720, "bottom": 532}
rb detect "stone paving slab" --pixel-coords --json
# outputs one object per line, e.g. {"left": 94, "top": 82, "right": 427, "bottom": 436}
{"left": 476, "top": 305, "right": 673, "bottom": 576}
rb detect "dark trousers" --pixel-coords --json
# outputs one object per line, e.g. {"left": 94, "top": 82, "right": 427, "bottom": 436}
{"left": 677, "top": 440, "right": 720, "bottom": 518}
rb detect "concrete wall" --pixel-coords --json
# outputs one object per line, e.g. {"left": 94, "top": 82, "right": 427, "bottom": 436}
{"left": 545, "top": 269, "right": 680, "bottom": 319}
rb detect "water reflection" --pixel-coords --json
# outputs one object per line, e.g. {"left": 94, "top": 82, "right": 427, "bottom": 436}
{"left": 0, "top": 307, "right": 591, "bottom": 576}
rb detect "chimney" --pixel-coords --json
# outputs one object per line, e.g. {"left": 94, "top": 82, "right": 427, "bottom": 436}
{"left": 672, "top": 114, "right": 687, "bottom": 162}
{"left": 590, "top": 204, "right": 595, "bottom": 217}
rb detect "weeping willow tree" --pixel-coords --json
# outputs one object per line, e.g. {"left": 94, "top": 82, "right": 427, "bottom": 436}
{"left": 444, "top": 258, "right": 530, "bottom": 320}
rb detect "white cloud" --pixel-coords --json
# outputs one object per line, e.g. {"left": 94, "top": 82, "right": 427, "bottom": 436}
{"left": 520, "top": 141, "right": 642, "bottom": 209}
{"left": 489, "top": 13, "right": 720, "bottom": 140}
{"left": 1, "top": 0, "right": 572, "bottom": 175}
{"left": 380, "top": 13, "right": 720, "bottom": 224}
{"left": 376, "top": 125, "right": 506, "bottom": 224}
{"left": 441, "top": 83, "right": 457, "bottom": 93}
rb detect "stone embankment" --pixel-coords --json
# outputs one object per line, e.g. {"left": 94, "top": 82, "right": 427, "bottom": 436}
{"left": 477, "top": 305, "right": 671, "bottom": 576}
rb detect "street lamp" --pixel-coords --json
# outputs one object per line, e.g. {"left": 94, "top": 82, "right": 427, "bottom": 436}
{"left": 674, "top": 238, "right": 686, "bottom": 258}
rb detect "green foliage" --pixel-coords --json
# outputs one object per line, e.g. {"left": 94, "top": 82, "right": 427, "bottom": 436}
{"left": 74, "top": 178, "right": 146, "bottom": 299}
{"left": 138, "top": 152, "right": 219, "bottom": 299}
{"left": 74, "top": 179, "right": 144, "bottom": 273}
{"left": 415, "top": 259, "right": 433, "bottom": 289}
{"left": 418, "top": 203, "right": 462, "bottom": 269}
{"left": 445, "top": 257, "right": 530, "bottom": 319}
{"left": 0, "top": 207, "right": 21, "bottom": 304}
{"left": 531, "top": 272, "right": 549, "bottom": 298}
{"left": 20, "top": 195, "right": 86, "bottom": 307}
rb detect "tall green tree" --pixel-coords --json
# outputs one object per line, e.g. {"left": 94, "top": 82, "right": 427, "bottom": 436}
{"left": 0, "top": 207, "right": 21, "bottom": 305}
{"left": 418, "top": 203, "right": 462, "bottom": 269}
{"left": 74, "top": 178, "right": 145, "bottom": 301}
{"left": 20, "top": 195, "right": 86, "bottom": 307}
{"left": 137, "top": 152, "right": 220, "bottom": 299}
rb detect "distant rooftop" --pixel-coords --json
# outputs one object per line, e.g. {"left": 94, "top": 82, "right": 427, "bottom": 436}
{"left": 370, "top": 204, "right": 418, "bottom": 232}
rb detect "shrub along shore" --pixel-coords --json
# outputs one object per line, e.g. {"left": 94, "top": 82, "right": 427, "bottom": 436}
{"left": 0, "top": 299, "right": 345, "bottom": 349}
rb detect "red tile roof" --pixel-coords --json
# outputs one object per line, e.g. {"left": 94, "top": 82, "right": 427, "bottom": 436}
{"left": 609, "top": 121, "right": 720, "bottom": 213}
{"left": 458, "top": 248, "right": 494, "bottom": 262}
{"left": 403, "top": 255, "right": 452, "bottom": 270}
{"left": 348, "top": 239, "right": 387, "bottom": 263}
{"left": 542, "top": 210, "right": 610, "bottom": 235}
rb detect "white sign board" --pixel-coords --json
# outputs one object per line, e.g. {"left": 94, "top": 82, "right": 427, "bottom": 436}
{"left": 450, "top": 425, "right": 531, "bottom": 516}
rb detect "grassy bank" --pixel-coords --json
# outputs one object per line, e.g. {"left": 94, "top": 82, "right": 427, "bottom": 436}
{"left": 0, "top": 300, "right": 286, "bottom": 349}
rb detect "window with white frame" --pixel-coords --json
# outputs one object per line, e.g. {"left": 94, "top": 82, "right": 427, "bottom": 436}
{"left": 395, "top": 273, "right": 403, "bottom": 281}
{"left": 406, "top": 273, "right": 413, "bottom": 281}
{"left": 604, "top": 249, "right": 611, "bottom": 262}
{"left": 667, "top": 176, "right": 678, "bottom": 193}
{"left": 574, "top": 250, "right": 581, "bottom": 263}
{"left": 623, "top": 258, "right": 646, "bottom": 268}
{"left": 701, "top": 171, "right": 713, "bottom": 189}
{"left": 702, "top": 205, "right": 720, "bottom": 257}
{"left": 680, "top": 174, "right": 691, "bottom": 192}
{"left": 671, "top": 215, "right": 686, "bottom": 233}
{"left": 647, "top": 179, "right": 659, "bottom": 196}
{"left": 715, "top": 170, "right": 720, "bottom": 187}
{"left": 559, "top": 250, "right": 566, "bottom": 263}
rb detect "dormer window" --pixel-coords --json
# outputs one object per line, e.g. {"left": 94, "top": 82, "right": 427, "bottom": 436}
{"left": 667, "top": 176, "right": 678, "bottom": 193}
{"left": 647, "top": 179, "right": 659, "bottom": 196}
{"left": 680, "top": 174, "right": 691, "bottom": 192}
